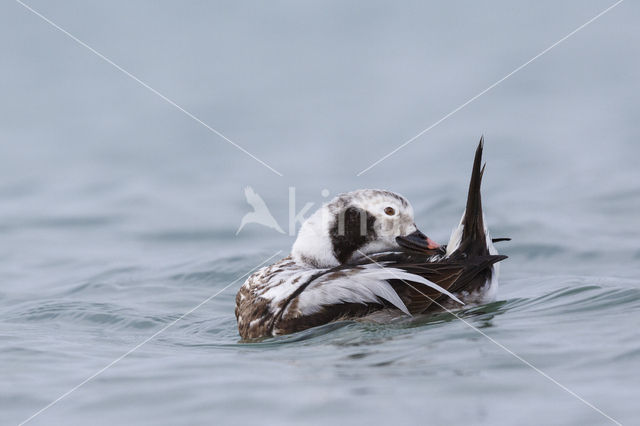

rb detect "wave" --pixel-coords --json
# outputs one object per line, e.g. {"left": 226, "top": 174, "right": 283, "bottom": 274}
{"left": 4, "top": 300, "right": 166, "bottom": 331}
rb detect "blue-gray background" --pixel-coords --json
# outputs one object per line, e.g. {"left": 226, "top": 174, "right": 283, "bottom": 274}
{"left": 1, "top": 1, "right": 639, "bottom": 425}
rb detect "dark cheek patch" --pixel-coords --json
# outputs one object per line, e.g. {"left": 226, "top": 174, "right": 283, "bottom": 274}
{"left": 329, "top": 207, "right": 376, "bottom": 264}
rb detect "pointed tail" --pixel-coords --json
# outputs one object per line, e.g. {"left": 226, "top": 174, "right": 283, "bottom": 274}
{"left": 446, "top": 136, "right": 490, "bottom": 258}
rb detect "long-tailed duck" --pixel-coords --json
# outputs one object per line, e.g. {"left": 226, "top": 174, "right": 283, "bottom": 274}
{"left": 235, "top": 138, "right": 507, "bottom": 340}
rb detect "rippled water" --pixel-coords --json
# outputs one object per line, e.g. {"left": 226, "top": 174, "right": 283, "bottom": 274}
{"left": 2, "top": 1, "right": 640, "bottom": 425}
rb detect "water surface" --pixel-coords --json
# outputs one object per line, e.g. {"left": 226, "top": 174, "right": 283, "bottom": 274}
{"left": 1, "top": 1, "right": 639, "bottom": 425}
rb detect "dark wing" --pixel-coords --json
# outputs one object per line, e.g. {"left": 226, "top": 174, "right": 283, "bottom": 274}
{"left": 364, "top": 251, "right": 506, "bottom": 314}
{"left": 268, "top": 256, "right": 465, "bottom": 336}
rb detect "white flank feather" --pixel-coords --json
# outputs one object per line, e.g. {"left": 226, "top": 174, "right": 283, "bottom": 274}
{"left": 483, "top": 227, "right": 500, "bottom": 302}
{"left": 379, "top": 268, "right": 464, "bottom": 306}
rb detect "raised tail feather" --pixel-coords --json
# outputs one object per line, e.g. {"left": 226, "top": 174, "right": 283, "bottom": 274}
{"left": 448, "top": 136, "right": 490, "bottom": 258}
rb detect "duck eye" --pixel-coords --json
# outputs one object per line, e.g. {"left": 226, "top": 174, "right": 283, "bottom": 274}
{"left": 384, "top": 207, "right": 395, "bottom": 216}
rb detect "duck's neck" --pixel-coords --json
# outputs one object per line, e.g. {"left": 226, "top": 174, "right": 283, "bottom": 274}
{"left": 291, "top": 209, "right": 339, "bottom": 269}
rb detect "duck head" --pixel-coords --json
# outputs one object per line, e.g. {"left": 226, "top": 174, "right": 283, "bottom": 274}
{"left": 292, "top": 189, "right": 440, "bottom": 268}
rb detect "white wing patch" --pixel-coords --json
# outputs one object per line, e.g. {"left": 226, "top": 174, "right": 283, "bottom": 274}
{"left": 296, "top": 264, "right": 463, "bottom": 316}
{"left": 445, "top": 211, "right": 496, "bottom": 258}
{"left": 446, "top": 210, "right": 465, "bottom": 257}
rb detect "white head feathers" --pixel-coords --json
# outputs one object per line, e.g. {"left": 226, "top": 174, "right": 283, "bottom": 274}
{"left": 291, "top": 189, "right": 419, "bottom": 268}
